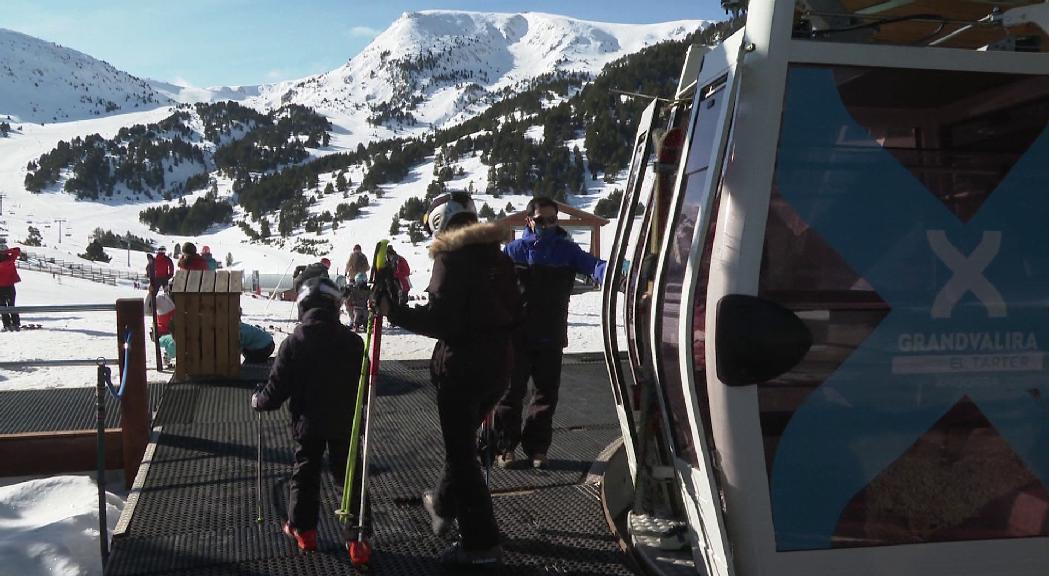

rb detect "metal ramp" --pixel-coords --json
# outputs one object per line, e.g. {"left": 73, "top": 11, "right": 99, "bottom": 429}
{"left": 105, "top": 357, "right": 636, "bottom": 575}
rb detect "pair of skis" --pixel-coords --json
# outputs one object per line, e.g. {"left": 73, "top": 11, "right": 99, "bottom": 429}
{"left": 336, "top": 240, "right": 395, "bottom": 568}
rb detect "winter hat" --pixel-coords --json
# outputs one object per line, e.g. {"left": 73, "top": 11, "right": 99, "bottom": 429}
{"left": 201, "top": 245, "right": 211, "bottom": 255}
{"left": 353, "top": 244, "right": 362, "bottom": 251}
{"left": 354, "top": 272, "right": 368, "bottom": 286}
{"left": 182, "top": 242, "right": 197, "bottom": 256}
{"left": 157, "top": 246, "right": 167, "bottom": 253}
{"left": 320, "top": 257, "right": 331, "bottom": 268}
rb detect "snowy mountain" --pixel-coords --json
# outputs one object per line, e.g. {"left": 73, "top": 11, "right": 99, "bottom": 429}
{"left": 148, "top": 79, "right": 261, "bottom": 105}
{"left": 0, "top": 28, "right": 170, "bottom": 123}
{"left": 251, "top": 11, "right": 703, "bottom": 139}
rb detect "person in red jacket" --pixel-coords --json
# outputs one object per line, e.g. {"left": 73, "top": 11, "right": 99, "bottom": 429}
{"left": 0, "top": 241, "right": 22, "bottom": 332}
{"left": 392, "top": 247, "right": 412, "bottom": 305}
{"left": 154, "top": 247, "right": 175, "bottom": 292}
{"left": 178, "top": 242, "right": 209, "bottom": 271}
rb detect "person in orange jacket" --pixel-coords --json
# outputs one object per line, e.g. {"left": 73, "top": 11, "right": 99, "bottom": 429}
{"left": 0, "top": 241, "right": 22, "bottom": 332}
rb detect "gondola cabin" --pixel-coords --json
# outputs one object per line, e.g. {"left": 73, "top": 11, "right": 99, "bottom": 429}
{"left": 601, "top": 1, "right": 1049, "bottom": 575}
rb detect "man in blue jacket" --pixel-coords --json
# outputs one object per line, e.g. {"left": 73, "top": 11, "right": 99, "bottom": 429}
{"left": 494, "top": 196, "right": 606, "bottom": 469}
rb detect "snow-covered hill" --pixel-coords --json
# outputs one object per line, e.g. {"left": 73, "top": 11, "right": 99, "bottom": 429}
{"left": 148, "top": 79, "right": 261, "bottom": 105}
{"left": 0, "top": 28, "right": 170, "bottom": 124}
{"left": 251, "top": 11, "right": 703, "bottom": 142}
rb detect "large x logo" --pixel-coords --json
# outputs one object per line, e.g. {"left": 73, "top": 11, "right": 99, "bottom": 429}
{"left": 928, "top": 230, "right": 1006, "bottom": 319}
{"left": 769, "top": 67, "right": 1049, "bottom": 551}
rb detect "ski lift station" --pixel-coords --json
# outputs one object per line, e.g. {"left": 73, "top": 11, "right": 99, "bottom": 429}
{"left": 599, "top": 1, "right": 1049, "bottom": 575}
{"left": 3, "top": 1, "right": 1048, "bottom": 575}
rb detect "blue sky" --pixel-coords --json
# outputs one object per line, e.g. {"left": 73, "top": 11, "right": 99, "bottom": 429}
{"left": 2, "top": 0, "right": 726, "bottom": 87}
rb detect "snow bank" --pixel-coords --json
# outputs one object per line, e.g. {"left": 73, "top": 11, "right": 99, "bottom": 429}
{"left": 0, "top": 475, "right": 124, "bottom": 576}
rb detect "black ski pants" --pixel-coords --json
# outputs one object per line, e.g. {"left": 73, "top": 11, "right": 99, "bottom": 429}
{"left": 0, "top": 286, "right": 18, "bottom": 329}
{"left": 432, "top": 370, "right": 508, "bottom": 551}
{"left": 494, "top": 344, "right": 564, "bottom": 457}
{"left": 288, "top": 434, "right": 362, "bottom": 533}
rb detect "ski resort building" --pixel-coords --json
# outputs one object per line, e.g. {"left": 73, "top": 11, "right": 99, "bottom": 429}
{"left": 600, "top": 1, "right": 1049, "bottom": 575}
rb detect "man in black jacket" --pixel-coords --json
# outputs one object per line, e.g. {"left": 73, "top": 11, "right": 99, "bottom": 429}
{"left": 375, "top": 191, "right": 519, "bottom": 568}
{"left": 252, "top": 277, "right": 365, "bottom": 552}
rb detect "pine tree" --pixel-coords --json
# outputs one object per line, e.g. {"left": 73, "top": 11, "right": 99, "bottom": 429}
{"left": 80, "top": 239, "right": 111, "bottom": 262}
{"left": 389, "top": 216, "right": 400, "bottom": 236}
{"left": 260, "top": 216, "right": 271, "bottom": 239}
{"left": 225, "top": 252, "right": 234, "bottom": 267}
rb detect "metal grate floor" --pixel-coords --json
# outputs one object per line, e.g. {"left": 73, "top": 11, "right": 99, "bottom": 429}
{"left": 106, "top": 357, "right": 635, "bottom": 575}
{"left": 0, "top": 383, "right": 165, "bottom": 434}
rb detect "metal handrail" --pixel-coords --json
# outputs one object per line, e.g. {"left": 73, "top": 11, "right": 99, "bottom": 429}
{"left": 0, "top": 358, "right": 119, "bottom": 369}
{"left": 0, "top": 304, "right": 117, "bottom": 313}
{"left": 0, "top": 303, "right": 125, "bottom": 371}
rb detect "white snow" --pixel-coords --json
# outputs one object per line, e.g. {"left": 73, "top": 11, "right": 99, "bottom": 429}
{"left": 0, "top": 475, "right": 125, "bottom": 576}
{"left": 0, "top": 28, "right": 170, "bottom": 124}
{"left": 247, "top": 11, "right": 706, "bottom": 147}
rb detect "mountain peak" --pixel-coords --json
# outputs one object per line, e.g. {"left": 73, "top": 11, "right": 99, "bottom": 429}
{"left": 252, "top": 11, "right": 705, "bottom": 143}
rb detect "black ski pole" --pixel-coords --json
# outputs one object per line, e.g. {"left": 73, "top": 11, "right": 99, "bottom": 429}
{"left": 95, "top": 359, "right": 110, "bottom": 564}
{"left": 255, "top": 385, "right": 264, "bottom": 525}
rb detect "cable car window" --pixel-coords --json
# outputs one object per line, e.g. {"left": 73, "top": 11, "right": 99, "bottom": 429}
{"left": 658, "top": 76, "right": 729, "bottom": 466}
{"left": 759, "top": 64, "right": 1049, "bottom": 551}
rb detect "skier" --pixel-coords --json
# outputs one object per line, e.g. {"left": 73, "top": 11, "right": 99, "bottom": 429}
{"left": 391, "top": 247, "right": 412, "bottom": 305}
{"left": 345, "top": 244, "right": 369, "bottom": 277}
{"left": 0, "top": 241, "right": 21, "bottom": 332}
{"left": 494, "top": 196, "right": 606, "bottom": 469}
{"left": 201, "top": 245, "right": 220, "bottom": 271}
{"left": 239, "top": 323, "right": 275, "bottom": 363}
{"left": 292, "top": 258, "right": 331, "bottom": 294}
{"left": 374, "top": 191, "right": 519, "bottom": 568}
{"left": 154, "top": 247, "right": 174, "bottom": 292}
{"left": 251, "top": 277, "right": 366, "bottom": 551}
{"left": 178, "top": 242, "right": 209, "bottom": 271}
{"left": 145, "top": 253, "right": 157, "bottom": 296}
{"left": 343, "top": 272, "right": 370, "bottom": 332}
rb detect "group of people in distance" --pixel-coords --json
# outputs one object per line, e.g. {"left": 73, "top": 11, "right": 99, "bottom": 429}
{"left": 252, "top": 193, "right": 605, "bottom": 568}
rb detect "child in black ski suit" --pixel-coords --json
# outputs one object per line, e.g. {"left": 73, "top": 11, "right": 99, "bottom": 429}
{"left": 252, "top": 277, "right": 365, "bottom": 552}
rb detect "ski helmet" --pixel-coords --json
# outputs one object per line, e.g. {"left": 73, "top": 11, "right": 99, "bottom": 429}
{"left": 424, "top": 191, "right": 476, "bottom": 236}
{"left": 296, "top": 276, "right": 342, "bottom": 319}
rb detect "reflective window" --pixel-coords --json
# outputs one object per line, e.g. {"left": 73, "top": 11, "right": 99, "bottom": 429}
{"left": 657, "top": 76, "right": 729, "bottom": 467}
{"left": 761, "top": 64, "right": 1049, "bottom": 551}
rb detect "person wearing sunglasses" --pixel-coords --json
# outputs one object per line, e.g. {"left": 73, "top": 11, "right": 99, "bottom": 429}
{"left": 494, "top": 196, "right": 607, "bottom": 470}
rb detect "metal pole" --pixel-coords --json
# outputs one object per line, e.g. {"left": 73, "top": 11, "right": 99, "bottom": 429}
{"left": 95, "top": 360, "right": 110, "bottom": 563}
{"left": 256, "top": 407, "right": 264, "bottom": 524}
{"left": 54, "top": 219, "right": 66, "bottom": 244}
{"left": 126, "top": 232, "right": 130, "bottom": 267}
{"left": 151, "top": 291, "right": 163, "bottom": 371}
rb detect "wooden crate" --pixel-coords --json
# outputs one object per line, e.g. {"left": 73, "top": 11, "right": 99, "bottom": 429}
{"left": 171, "top": 270, "right": 242, "bottom": 380}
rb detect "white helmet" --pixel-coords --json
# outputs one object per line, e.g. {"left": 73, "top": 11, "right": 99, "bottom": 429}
{"left": 424, "top": 191, "right": 477, "bottom": 236}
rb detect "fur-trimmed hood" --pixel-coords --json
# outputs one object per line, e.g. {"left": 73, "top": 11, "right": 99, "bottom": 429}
{"left": 429, "top": 222, "right": 512, "bottom": 258}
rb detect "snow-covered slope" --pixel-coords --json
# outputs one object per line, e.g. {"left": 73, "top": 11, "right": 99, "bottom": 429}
{"left": 252, "top": 11, "right": 704, "bottom": 140}
{"left": 148, "top": 79, "right": 261, "bottom": 105}
{"left": 0, "top": 28, "right": 170, "bottom": 124}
